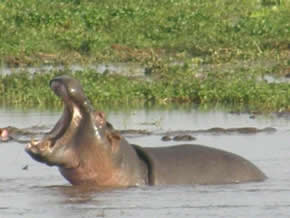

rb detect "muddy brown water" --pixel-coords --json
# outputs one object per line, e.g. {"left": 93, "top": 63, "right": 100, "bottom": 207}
{"left": 1, "top": 107, "right": 290, "bottom": 218}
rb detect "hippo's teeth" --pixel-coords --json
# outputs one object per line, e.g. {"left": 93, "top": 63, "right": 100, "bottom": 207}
{"left": 30, "top": 139, "right": 40, "bottom": 146}
{"left": 26, "top": 143, "right": 32, "bottom": 149}
{"left": 41, "top": 140, "right": 53, "bottom": 151}
{"left": 26, "top": 139, "right": 40, "bottom": 151}
{"left": 93, "top": 125, "right": 101, "bottom": 139}
{"left": 72, "top": 106, "right": 82, "bottom": 124}
{"left": 26, "top": 142, "right": 37, "bottom": 151}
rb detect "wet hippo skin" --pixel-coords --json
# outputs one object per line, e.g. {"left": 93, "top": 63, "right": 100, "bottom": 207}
{"left": 25, "top": 75, "right": 266, "bottom": 187}
{"left": 134, "top": 144, "right": 265, "bottom": 185}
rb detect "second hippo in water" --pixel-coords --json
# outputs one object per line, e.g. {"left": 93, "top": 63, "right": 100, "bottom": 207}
{"left": 26, "top": 75, "right": 266, "bottom": 187}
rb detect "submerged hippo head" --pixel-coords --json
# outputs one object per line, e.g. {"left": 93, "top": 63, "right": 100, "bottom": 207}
{"left": 25, "top": 75, "right": 147, "bottom": 186}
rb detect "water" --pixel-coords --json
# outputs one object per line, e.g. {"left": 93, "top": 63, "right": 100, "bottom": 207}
{"left": 2, "top": 60, "right": 288, "bottom": 84}
{"left": 1, "top": 108, "right": 290, "bottom": 218}
{"left": 0, "top": 63, "right": 144, "bottom": 77}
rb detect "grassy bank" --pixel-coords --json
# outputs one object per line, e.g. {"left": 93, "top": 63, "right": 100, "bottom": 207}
{"left": 0, "top": 0, "right": 289, "bottom": 112}
{"left": 1, "top": 68, "right": 290, "bottom": 112}
{"left": 0, "top": 0, "right": 288, "bottom": 67}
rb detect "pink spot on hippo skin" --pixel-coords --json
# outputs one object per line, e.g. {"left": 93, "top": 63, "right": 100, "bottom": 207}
{"left": 0, "top": 128, "right": 9, "bottom": 141}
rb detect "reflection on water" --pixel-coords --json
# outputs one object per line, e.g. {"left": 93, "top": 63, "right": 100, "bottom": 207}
{"left": 0, "top": 63, "right": 144, "bottom": 77}
{"left": 1, "top": 107, "right": 290, "bottom": 218}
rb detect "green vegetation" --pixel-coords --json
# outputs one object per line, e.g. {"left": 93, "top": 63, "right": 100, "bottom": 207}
{"left": 1, "top": 67, "right": 290, "bottom": 112}
{"left": 0, "top": 0, "right": 289, "bottom": 112}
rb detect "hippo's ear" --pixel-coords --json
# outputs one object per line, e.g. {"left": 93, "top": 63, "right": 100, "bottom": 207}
{"left": 95, "top": 111, "right": 106, "bottom": 126}
{"left": 106, "top": 132, "right": 121, "bottom": 153}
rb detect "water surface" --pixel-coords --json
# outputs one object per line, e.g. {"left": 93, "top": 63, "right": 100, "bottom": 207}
{"left": 1, "top": 108, "right": 290, "bottom": 218}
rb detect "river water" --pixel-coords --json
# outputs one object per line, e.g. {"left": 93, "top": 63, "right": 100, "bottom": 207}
{"left": 1, "top": 107, "right": 290, "bottom": 218}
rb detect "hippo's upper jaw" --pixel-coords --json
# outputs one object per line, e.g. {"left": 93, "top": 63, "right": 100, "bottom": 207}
{"left": 25, "top": 75, "right": 102, "bottom": 169}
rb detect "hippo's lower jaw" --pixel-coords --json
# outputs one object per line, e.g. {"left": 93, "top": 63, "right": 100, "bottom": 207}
{"left": 25, "top": 104, "right": 79, "bottom": 168}
{"left": 26, "top": 139, "right": 53, "bottom": 164}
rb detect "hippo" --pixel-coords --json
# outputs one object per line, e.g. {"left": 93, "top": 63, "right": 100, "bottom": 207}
{"left": 25, "top": 75, "right": 266, "bottom": 187}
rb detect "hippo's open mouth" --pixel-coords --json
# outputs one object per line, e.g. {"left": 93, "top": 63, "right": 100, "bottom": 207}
{"left": 25, "top": 75, "right": 93, "bottom": 167}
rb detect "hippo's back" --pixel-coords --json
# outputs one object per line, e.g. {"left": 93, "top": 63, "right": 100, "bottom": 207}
{"left": 134, "top": 144, "right": 266, "bottom": 185}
